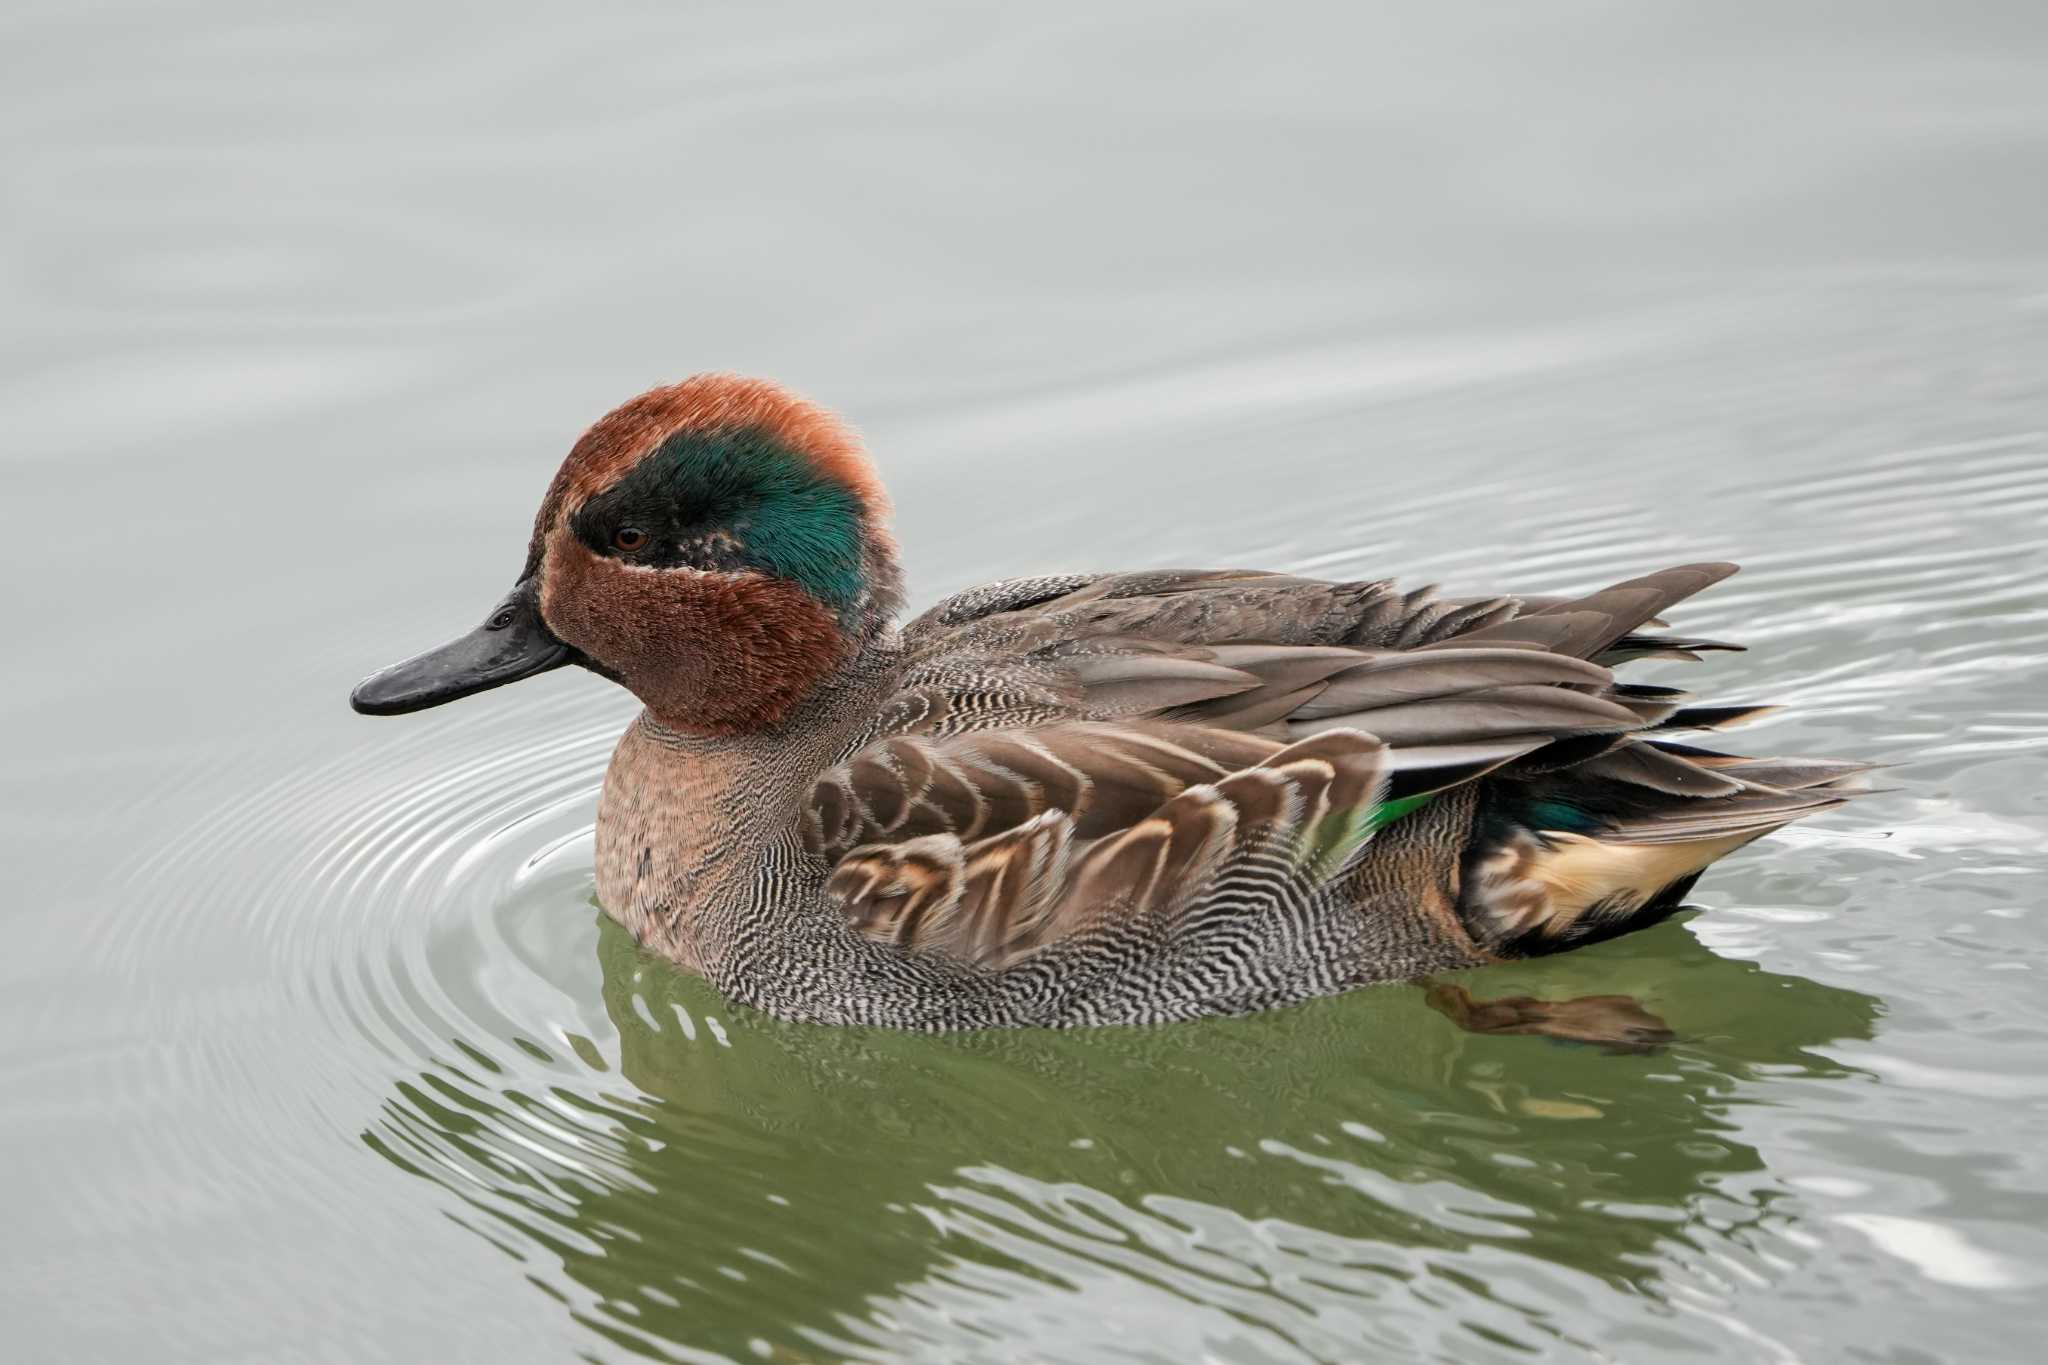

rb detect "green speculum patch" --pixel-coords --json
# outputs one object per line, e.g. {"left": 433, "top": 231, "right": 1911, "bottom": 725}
{"left": 1369, "top": 792, "right": 1435, "bottom": 830}
{"left": 574, "top": 425, "right": 869, "bottom": 613}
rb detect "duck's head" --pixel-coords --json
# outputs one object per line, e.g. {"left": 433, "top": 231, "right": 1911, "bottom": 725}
{"left": 351, "top": 374, "right": 902, "bottom": 735}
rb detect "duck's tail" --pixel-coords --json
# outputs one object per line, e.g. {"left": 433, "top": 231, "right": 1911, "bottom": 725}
{"left": 1441, "top": 565, "right": 1875, "bottom": 958}
{"left": 1457, "top": 745, "right": 1872, "bottom": 957}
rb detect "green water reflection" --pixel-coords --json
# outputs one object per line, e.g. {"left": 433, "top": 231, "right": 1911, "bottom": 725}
{"left": 369, "top": 914, "right": 1878, "bottom": 1361}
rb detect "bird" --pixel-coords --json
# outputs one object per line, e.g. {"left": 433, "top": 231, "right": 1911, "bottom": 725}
{"left": 351, "top": 373, "right": 1869, "bottom": 1030}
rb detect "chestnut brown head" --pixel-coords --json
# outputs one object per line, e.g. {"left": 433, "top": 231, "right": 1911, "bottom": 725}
{"left": 351, "top": 374, "right": 902, "bottom": 734}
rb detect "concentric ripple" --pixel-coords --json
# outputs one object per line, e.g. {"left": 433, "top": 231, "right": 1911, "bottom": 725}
{"left": 96, "top": 341, "right": 2048, "bottom": 1362}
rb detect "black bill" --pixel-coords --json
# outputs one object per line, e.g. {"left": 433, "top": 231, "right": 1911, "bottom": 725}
{"left": 350, "top": 579, "right": 571, "bottom": 716}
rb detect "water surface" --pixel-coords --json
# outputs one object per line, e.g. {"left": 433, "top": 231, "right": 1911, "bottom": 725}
{"left": 5, "top": 4, "right": 2048, "bottom": 1361}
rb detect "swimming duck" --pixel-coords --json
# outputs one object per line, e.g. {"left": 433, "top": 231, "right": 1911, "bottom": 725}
{"left": 351, "top": 374, "right": 1866, "bottom": 1029}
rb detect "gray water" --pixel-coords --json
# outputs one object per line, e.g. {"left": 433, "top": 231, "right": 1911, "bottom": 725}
{"left": 6, "top": 3, "right": 2048, "bottom": 1361}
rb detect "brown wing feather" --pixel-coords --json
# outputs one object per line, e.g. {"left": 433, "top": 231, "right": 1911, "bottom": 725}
{"left": 825, "top": 559, "right": 1852, "bottom": 971}
{"left": 830, "top": 732, "right": 1391, "bottom": 969}
{"left": 826, "top": 813, "right": 1081, "bottom": 964}
{"left": 1020, "top": 730, "right": 1392, "bottom": 959}
{"left": 804, "top": 723, "right": 1278, "bottom": 860}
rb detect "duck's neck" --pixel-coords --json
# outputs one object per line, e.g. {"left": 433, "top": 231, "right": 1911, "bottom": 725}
{"left": 592, "top": 632, "right": 902, "bottom": 970}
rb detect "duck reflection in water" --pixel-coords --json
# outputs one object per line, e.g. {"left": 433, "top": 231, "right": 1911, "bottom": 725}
{"left": 366, "top": 909, "right": 1878, "bottom": 1361}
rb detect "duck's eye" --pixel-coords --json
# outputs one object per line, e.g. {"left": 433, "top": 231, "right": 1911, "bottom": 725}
{"left": 612, "top": 527, "right": 649, "bottom": 552}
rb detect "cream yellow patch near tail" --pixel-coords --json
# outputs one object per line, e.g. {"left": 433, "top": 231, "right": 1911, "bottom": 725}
{"left": 1467, "top": 828, "right": 1760, "bottom": 953}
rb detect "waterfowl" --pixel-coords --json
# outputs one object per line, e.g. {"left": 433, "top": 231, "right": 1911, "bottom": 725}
{"left": 352, "top": 374, "right": 1867, "bottom": 1029}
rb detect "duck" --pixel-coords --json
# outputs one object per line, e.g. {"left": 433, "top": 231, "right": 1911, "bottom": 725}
{"left": 351, "top": 373, "right": 1868, "bottom": 1030}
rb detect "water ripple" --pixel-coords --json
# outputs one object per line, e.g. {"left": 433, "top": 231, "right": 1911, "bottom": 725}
{"left": 95, "top": 393, "right": 2048, "bottom": 1363}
